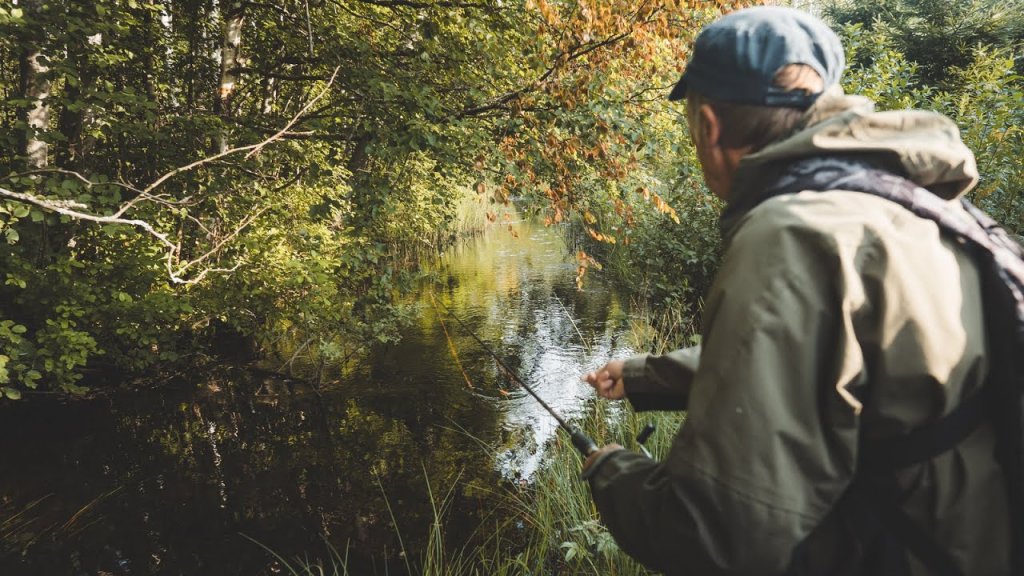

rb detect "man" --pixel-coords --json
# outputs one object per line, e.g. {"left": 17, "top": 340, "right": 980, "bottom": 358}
{"left": 582, "top": 6, "right": 1010, "bottom": 575}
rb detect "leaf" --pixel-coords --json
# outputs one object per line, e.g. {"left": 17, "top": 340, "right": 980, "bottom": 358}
{"left": 2, "top": 387, "right": 21, "bottom": 400}
{"left": 560, "top": 541, "right": 579, "bottom": 562}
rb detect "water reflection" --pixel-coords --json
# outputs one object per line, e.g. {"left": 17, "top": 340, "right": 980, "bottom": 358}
{"left": 425, "top": 219, "right": 635, "bottom": 478}
{"left": 0, "top": 219, "right": 635, "bottom": 574}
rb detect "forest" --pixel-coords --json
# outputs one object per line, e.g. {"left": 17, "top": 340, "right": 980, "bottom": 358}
{"left": 0, "top": 0, "right": 1021, "bottom": 397}
{"left": 0, "top": 0, "right": 720, "bottom": 396}
{"left": 1, "top": 0, "right": 1022, "bottom": 574}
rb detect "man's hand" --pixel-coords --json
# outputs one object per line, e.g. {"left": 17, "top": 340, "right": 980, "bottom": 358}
{"left": 582, "top": 443, "right": 625, "bottom": 475}
{"left": 583, "top": 360, "right": 626, "bottom": 400}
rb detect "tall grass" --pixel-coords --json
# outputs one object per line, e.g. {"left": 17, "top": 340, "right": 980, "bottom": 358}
{"left": 501, "top": 402, "right": 683, "bottom": 576}
{"left": 263, "top": 305, "right": 693, "bottom": 575}
{"left": 261, "top": 407, "right": 682, "bottom": 575}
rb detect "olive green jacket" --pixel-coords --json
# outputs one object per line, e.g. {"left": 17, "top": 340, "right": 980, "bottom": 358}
{"left": 588, "top": 89, "right": 1011, "bottom": 575}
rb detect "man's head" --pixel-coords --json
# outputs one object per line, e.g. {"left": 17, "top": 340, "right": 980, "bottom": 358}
{"left": 672, "top": 7, "right": 846, "bottom": 200}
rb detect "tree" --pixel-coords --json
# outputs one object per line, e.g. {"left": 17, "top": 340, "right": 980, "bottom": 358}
{"left": 17, "top": 0, "right": 50, "bottom": 170}
{"left": 0, "top": 0, "right": 735, "bottom": 397}
{"left": 825, "top": 0, "right": 1024, "bottom": 86}
{"left": 215, "top": 0, "right": 246, "bottom": 153}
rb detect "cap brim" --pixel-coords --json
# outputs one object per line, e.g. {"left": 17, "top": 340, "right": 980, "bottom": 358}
{"left": 667, "top": 73, "right": 688, "bottom": 101}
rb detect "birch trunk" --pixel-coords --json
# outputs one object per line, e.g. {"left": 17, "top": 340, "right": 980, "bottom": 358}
{"left": 214, "top": 4, "right": 245, "bottom": 153}
{"left": 260, "top": 75, "right": 276, "bottom": 115}
{"left": 19, "top": 0, "right": 50, "bottom": 169}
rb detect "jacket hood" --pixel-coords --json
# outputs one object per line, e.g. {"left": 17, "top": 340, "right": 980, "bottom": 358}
{"left": 728, "top": 87, "right": 979, "bottom": 209}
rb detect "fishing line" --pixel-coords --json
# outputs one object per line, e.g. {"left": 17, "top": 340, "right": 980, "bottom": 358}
{"left": 428, "top": 291, "right": 476, "bottom": 390}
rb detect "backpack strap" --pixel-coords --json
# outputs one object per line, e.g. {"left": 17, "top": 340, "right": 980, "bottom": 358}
{"left": 852, "top": 386, "right": 990, "bottom": 576}
{"left": 825, "top": 169, "right": 1024, "bottom": 318}
{"left": 858, "top": 386, "right": 993, "bottom": 474}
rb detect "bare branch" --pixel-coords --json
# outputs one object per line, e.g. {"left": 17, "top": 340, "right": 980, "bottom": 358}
{"left": 244, "top": 67, "right": 340, "bottom": 159}
{"left": 143, "top": 67, "right": 339, "bottom": 193}
{"left": 171, "top": 207, "right": 268, "bottom": 281}
{"left": 229, "top": 68, "right": 330, "bottom": 82}
{"left": 354, "top": 0, "right": 491, "bottom": 9}
{"left": 3, "top": 168, "right": 195, "bottom": 218}
{"left": 0, "top": 64, "right": 338, "bottom": 285}
{"left": 458, "top": 30, "right": 632, "bottom": 118}
{"left": 0, "top": 185, "right": 174, "bottom": 247}
{"left": 0, "top": 184, "right": 266, "bottom": 285}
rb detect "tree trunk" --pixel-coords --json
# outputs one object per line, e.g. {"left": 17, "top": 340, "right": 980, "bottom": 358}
{"left": 58, "top": 9, "right": 98, "bottom": 171}
{"left": 214, "top": 2, "right": 245, "bottom": 153}
{"left": 260, "top": 75, "right": 276, "bottom": 115}
{"left": 19, "top": 0, "right": 50, "bottom": 170}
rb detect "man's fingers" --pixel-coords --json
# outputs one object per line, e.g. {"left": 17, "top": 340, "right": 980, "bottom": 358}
{"left": 582, "top": 368, "right": 610, "bottom": 385}
{"left": 583, "top": 364, "right": 624, "bottom": 400}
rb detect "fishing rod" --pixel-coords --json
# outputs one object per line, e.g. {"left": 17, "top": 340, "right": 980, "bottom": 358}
{"left": 430, "top": 292, "right": 599, "bottom": 457}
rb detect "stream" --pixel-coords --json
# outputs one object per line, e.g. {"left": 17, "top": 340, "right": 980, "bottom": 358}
{"left": 0, "top": 218, "right": 639, "bottom": 575}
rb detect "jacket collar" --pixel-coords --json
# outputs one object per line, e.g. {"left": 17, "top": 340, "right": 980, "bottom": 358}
{"left": 719, "top": 87, "right": 978, "bottom": 237}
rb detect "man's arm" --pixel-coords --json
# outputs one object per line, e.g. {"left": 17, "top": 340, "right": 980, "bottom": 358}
{"left": 622, "top": 346, "right": 701, "bottom": 411}
{"left": 584, "top": 346, "right": 701, "bottom": 410}
{"left": 587, "top": 203, "right": 866, "bottom": 574}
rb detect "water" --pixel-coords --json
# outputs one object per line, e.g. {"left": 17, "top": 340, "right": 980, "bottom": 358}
{"left": 0, "top": 219, "right": 637, "bottom": 575}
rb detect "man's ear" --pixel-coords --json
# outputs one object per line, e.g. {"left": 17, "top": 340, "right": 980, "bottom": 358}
{"left": 698, "top": 103, "right": 721, "bottom": 148}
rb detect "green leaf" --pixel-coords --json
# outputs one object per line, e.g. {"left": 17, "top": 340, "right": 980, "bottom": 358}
{"left": 2, "top": 387, "right": 22, "bottom": 400}
{"left": 560, "top": 541, "right": 580, "bottom": 562}
{"left": 65, "top": 383, "right": 89, "bottom": 395}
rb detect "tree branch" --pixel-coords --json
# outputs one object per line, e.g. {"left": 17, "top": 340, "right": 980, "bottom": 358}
{"left": 458, "top": 30, "right": 632, "bottom": 118}
{"left": 354, "top": 0, "right": 491, "bottom": 9}
{"left": 143, "top": 66, "right": 339, "bottom": 192}
{"left": 244, "top": 66, "right": 340, "bottom": 159}
{"left": 0, "top": 68, "right": 340, "bottom": 285}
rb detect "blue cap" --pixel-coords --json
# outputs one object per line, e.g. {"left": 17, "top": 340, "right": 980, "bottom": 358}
{"left": 668, "top": 6, "right": 845, "bottom": 108}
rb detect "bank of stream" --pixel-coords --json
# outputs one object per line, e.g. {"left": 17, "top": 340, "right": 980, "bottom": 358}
{"left": 0, "top": 218, "right": 640, "bottom": 574}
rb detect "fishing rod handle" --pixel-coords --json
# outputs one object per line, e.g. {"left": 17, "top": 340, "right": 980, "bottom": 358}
{"left": 570, "top": 428, "right": 599, "bottom": 457}
{"left": 636, "top": 423, "right": 656, "bottom": 446}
